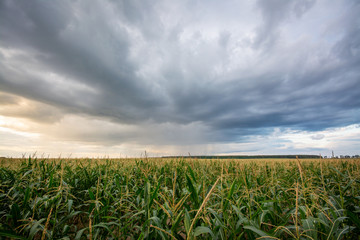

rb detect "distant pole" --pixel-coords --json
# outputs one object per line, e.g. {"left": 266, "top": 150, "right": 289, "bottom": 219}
{"left": 332, "top": 150, "right": 334, "bottom": 158}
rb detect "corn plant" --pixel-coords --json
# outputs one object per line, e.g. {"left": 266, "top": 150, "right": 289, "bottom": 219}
{"left": 0, "top": 157, "right": 359, "bottom": 239}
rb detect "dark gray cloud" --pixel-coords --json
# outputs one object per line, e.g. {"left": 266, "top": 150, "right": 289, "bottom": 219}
{"left": 0, "top": 0, "right": 164, "bottom": 123}
{"left": 0, "top": 0, "right": 359, "bottom": 150}
{"left": 254, "top": 0, "right": 316, "bottom": 49}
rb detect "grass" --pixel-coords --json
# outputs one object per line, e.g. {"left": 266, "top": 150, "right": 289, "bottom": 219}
{"left": 0, "top": 157, "right": 359, "bottom": 239}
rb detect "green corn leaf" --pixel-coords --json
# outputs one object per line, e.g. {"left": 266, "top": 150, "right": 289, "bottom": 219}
{"left": 327, "top": 216, "right": 347, "bottom": 240}
{"left": 244, "top": 225, "right": 276, "bottom": 240}
{"left": 171, "top": 210, "right": 184, "bottom": 233}
{"left": 0, "top": 229, "right": 26, "bottom": 240}
{"left": 105, "top": 190, "right": 115, "bottom": 201}
{"left": 115, "top": 175, "right": 121, "bottom": 189}
{"left": 150, "top": 175, "right": 163, "bottom": 208}
{"left": 302, "top": 217, "right": 317, "bottom": 240}
{"left": 137, "top": 232, "right": 144, "bottom": 240}
{"left": 151, "top": 225, "right": 167, "bottom": 240}
{"left": 232, "top": 205, "right": 248, "bottom": 225}
{"left": 10, "top": 203, "right": 20, "bottom": 226}
{"left": 144, "top": 181, "right": 151, "bottom": 220}
{"left": 187, "top": 164, "right": 197, "bottom": 183}
{"left": 88, "top": 189, "right": 95, "bottom": 200}
{"left": 329, "top": 166, "right": 346, "bottom": 178}
{"left": 148, "top": 216, "right": 163, "bottom": 227}
{"left": 57, "top": 211, "right": 82, "bottom": 227}
{"left": 29, "top": 219, "right": 45, "bottom": 240}
{"left": 186, "top": 174, "right": 199, "bottom": 207}
{"left": 193, "top": 226, "right": 215, "bottom": 238}
{"left": 346, "top": 210, "right": 360, "bottom": 229}
{"left": 62, "top": 225, "right": 70, "bottom": 235}
{"left": 317, "top": 212, "right": 331, "bottom": 230}
{"left": 207, "top": 208, "right": 226, "bottom": 229}
{"left": 132, "top": 210, "right": 145, "bottom": 218}
{"left": 92, "top": 222, "right": 119, "bottom": 239}
{"left": 232, "top": 205, "right": 241, "bottom": 217}
{"left": 21, "top": 169, "right": 34, "bottom": 179}
{"left": 223, "top": 180, "right": 236, "bottom": 211}
{"left": 335, "top": 226, "right": 355, "bottom": 240}
{"left": 259, "top": 209, "right": 275, "bottom": 227}
{"left": 144, "top": 181, "right": 151, "bottom": 203}
{"left": 298, "top": 205, "right": 307, "bottom": 219}
{"left": 67, "top": 199, "right": 73, "bottom": 213}
{"left": 184, "top": 209, "right": 191, "bottom": 234}
{"left": 23, "top": 187, "right": 31, "bottom": 207}
{"left": 74, "top": 228, "right": 87, "bottom": 240}
{"left": 48, "top": 172, "right": 54, "bottom": 188}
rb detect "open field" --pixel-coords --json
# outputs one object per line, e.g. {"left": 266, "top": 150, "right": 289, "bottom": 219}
{"left": 0, "top": 157, "right": 359, "bottom": 239}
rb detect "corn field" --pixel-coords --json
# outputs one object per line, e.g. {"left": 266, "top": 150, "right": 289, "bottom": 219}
{"left": 0, "top": 157, "right": 359, "bottom": 239}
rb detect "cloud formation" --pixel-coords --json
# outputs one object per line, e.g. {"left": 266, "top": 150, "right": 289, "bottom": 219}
{"left": 0, "top": 0, "right": 359, "bottom": 156}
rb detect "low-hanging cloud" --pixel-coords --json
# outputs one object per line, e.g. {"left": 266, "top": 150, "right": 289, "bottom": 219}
{"left": 0, "top": 0, "right": 359, "bottom": 155}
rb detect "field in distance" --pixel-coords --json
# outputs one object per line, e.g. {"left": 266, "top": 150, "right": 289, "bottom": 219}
{"left": 0, "top": 157, "right": 359, "bottom": 239}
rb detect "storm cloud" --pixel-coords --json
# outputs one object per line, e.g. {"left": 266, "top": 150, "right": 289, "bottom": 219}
{"left": 0, "top": 0, "right": 359, "bottom": 156}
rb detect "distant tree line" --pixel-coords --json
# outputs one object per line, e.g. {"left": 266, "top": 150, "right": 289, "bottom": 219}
{"left": 162, "top": 155, "right": 321, "bottom": 159}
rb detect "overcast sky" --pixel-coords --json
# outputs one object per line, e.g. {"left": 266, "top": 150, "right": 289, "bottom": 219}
{"left": 0, "top": 0, "right": 359, "bottom": 157}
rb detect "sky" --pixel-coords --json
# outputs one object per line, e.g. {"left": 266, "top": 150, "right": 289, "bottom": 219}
{"left": 0, "top": 0, "right": 359, "bottom": 158}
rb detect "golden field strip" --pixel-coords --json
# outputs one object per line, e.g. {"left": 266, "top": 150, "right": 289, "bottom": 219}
{"left": 0, "top": 157, "right": 359, "bottom": 239}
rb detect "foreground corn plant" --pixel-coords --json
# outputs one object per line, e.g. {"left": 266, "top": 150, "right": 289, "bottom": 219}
{"left": 0, "top": 157, "right": 359, "bottom": 239}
